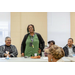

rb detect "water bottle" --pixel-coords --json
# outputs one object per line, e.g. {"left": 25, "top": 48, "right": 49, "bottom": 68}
{"left": 42, "top": 52, "right": 45, "bottom": 57}
{"left": 6, "top": 51, "right": 9, "bottom": 59}
{"left": 73, "top": 53, "right": 75, "bottom": 57}
{"left": 34, "top": 53, "right": 37, "bottom": 56}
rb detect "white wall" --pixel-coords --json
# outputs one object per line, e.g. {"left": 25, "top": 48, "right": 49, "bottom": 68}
{"left": 47, "top": 12, "right": 70, "bottom": 47}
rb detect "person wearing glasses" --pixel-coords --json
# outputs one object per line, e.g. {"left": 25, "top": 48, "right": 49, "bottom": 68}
{"left": 46, "top": 45, "right": 65, "bottom": 62}
{"left": 21, "top": 24, "right": 45, "bottom": 57}
{"left": 0, "top": 37, "right": 18, "bottom": 57}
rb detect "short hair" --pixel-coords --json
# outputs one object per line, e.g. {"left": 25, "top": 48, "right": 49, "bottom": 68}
{"left": 68, "top": 38, "right": 73, "bottom": 42}
{"left": 5, "top": 37, "right": 11, "bottom": 41}
{"left": 48, "top": 45, "right": 65, "bottom": 59}
{"left": 27, "top": 24, "right": 35, "bottom": 33}
{"left": 48, "top": 40, "right": 55, "bottom": 44}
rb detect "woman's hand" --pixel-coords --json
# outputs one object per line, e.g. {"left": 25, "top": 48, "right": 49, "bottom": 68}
{"left": 21, "top": 53, "right": 24, "bottom": 56}
{"left": 38, "top": 48, "right": 41, "bottom": 54}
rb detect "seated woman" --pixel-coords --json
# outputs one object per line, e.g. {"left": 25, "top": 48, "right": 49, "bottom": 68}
{"left": 0, "top": 37, "right": 18, "bottom": 57}
{"left": 44, "top": 40, "right": 55, "bottom": 57}
{"left": 46, "top": 45, "right": 65, "bottom": 62}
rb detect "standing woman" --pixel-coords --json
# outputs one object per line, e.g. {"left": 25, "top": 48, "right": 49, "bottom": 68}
{"left": 21, "top": 24, "right": 45, "bottom": 57}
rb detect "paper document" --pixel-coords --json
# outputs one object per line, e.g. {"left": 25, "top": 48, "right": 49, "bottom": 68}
{"left": 43, "top": 57, "right": 48, "bottom": 59}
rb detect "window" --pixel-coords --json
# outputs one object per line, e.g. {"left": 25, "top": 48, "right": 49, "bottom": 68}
{"left": 0, "top": 12, "right": 10, "bottom": 45}
{"left": 47, "top": 12, "right": 70, "bottom": 47}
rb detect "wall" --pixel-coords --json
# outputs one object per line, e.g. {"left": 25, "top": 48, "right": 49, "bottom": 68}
{"left": 47, "top": 12, "right": 70, "bottom": 47}
{"left": 11, "top": 12, "right": 47, "bottom": 57}
{"left": 70, "top": 12, "right": 75, "bottom": 44}
{"left": 11, "top": 12, "right": 21, "bottom": 57}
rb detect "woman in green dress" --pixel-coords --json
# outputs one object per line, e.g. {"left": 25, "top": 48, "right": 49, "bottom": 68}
{"left": 21, "top": 24, "right": 45, "bottom": 57}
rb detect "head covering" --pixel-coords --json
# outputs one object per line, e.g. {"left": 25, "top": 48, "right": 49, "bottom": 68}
{"left": 48, "top": 40, "right": 55, "bottom": 44}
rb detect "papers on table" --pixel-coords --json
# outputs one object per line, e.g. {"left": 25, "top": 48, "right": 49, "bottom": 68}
{"left": 1, "top": 58, "right": 11, "bottom": 60}
{"left": 43, "top": 57, "right": 48, "bottom": 60}
{"left": 1, "top": 58, "right": 5, "bottom": 60}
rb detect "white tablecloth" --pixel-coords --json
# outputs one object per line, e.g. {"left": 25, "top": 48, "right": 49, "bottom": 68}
{"left": 0, "top": 57, "right": 75, "bottom": 62}
{"left": 0, "top": 57, "right": 48, "bottom": 62}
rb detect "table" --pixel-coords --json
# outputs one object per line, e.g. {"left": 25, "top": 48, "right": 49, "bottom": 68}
{"left": 67, "top": 57, "right": 75, "bottom": 62}
{"left": 0, "top": 57, "right": 48, "bottom": 62}
{"left": 58, "top": 57, "right": 71, "bottom": 62}
{"left": 0, "top": 57, "right": 75, "bottom": 62}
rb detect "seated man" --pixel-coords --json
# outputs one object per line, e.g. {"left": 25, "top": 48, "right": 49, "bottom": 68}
{"left": 63, "top": 38, "right": 75, "bottom": 57}
{"left": 44, "top": 40, "right": 55, "bottom": 57}
{"left": 0, "top": 37, "right": 18, "bottom": 57}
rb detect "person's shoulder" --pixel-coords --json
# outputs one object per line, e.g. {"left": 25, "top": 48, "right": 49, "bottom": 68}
{"left": 35, "top": 32, "right": 41, "bottom": 36}
{"left": 0, "top": 45, "right": 5, "bottom": 49}
{"left": 25, "top": 33, "right": 29, "bottom": 36}
{"left": 63, "top": 46, "right": 67, "bottom": 49}
{"left": 35, "top": 32, "right": 40, "bottom": 35}
{"left": 0, "top": 44, "right": 5, "bottom": 47}
{"left": 24, "top": 33, "right": 30, "bottom": 37}
{"left": 63, "top": 44, "right": 67, "bottom": 48}
{"left": 63, "top": 46, "right": 66, "bottom": 48}
{"left": 11, "top": 45, "right": 16, "bottom": 47}
{"left": 63, "top": 45, "right": 68, "bottom": 51}
{"left": 73, "top": 45, "right": 75, "bottom": 48}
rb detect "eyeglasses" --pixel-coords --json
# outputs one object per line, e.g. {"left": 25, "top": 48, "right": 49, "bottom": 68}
{"left": 47, "top": 53, "right": 51, "bottom": 55}
{"left": 29, "top": 27, "right": 33, "bottom": 29}
{"left": 6, "top": 40, "right": 11, "bottom": 41}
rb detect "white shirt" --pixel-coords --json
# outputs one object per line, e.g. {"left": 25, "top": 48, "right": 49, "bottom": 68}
{"left": 68, "top": 46, "right": 74, "bottom": 56}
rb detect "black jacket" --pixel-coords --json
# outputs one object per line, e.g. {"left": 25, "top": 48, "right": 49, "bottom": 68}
{"left": 63, "top": 44, "right": 75, "bottom": 57}
{"left": 21, "top": 33, "right": 45, "bottom": 55}
{"left": 0, "top": 45, "right": 18, "bottom": 57}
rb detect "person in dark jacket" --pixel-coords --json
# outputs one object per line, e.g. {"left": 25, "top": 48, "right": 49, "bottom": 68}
{"left": 21, "top": 24, "right": 45, "bottom": 57}
{"left": 63, "top": 38, "right": 75, "bottom": 57}
{"left": 0, "top": 37, "right": 18, "bottom": 57}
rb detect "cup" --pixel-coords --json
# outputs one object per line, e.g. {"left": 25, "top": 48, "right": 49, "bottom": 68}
{"left": 34, "top": 53, "right": 37, "bottom": 56}
{"left": 73, "top": 54, "right": 75, "bottom": 57}
{"left": 42, "top": 52, "right": 45, "bottom": 57}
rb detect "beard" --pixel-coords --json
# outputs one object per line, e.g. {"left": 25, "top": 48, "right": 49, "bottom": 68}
{"left": 68, "top": 44, "right": 72, "bottom": 46}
